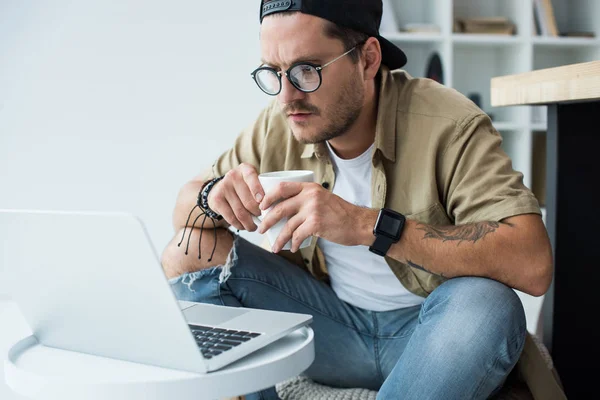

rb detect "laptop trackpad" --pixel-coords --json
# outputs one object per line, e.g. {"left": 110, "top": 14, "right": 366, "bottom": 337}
{"left": 183, "top": 304, "right": 250, "bottom": 326}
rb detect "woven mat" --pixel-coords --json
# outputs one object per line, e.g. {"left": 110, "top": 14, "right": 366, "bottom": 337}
{"left": 276, "top": 376, "right": 377, "bottom": 400}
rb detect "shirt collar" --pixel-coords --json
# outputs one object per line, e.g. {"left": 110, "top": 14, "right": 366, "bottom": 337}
{"left": 300, "top": 65, "right": 398, "bottom": 162}
{"left": 300, "top": 142, "right": 328, "bottom": 160}
{"left": 301, "top": 144, "right": 315, "bottom": 158}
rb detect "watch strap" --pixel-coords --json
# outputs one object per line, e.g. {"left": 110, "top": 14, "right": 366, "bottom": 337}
{"left": 369, "top": 234, "right": 395, "bottom": 257}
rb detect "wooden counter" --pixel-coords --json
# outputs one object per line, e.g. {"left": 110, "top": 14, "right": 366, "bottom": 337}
{"left": 491, "top": 60, "right": 600, "bottom": 106}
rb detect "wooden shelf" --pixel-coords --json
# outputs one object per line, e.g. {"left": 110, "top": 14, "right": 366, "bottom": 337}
{"left": 492, "top": 121, "right": 525, "bottom": 131}
{"left": 531, "top": 122, "right": 547, "bottom": 131}
{"left": 381, "top": 32, "right": 443, "bottom": 43}
{"left": 532, "top": 36, "right": 600, "bottom": 47}
{"left": 452, "top": 34, "right": 522, "bottom": 45}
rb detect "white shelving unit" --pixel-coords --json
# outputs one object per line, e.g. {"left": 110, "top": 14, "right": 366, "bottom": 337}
{"left": 382, "top": 0, "right": 600, "bottom": 194}
{"left": 381, "top": 0, "right": 599, "bottom": 336}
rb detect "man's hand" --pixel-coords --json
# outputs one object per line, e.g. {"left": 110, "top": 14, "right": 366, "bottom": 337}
{"left": 257, "top": 182, "right": 376, "bottom": 253}
{"left": 207, "top": 163, "right": 264, "bottom": 231}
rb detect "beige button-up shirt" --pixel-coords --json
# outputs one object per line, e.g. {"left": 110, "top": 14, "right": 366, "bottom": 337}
{"left": 198, "top": 66, "right": 565, "bottom": 399}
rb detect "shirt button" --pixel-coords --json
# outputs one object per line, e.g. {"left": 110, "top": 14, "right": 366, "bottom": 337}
{"left": 303, "top": 258, "right": 310, "bottom": 264}
{"left": 322, "top": 182, "right": 330, "bottom": 189}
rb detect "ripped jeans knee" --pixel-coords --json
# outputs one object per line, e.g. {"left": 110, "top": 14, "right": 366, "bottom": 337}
{"left": 168, "top": 234, "right": 239, "bottom": 305}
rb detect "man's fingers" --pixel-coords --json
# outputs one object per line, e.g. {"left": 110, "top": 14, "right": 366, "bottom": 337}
{"left": 234, "top": 178, "right": 261, "bottom": 216}
{"left": 290, "top": 220, "right": 313, "bottom": 253}
{"left": 257, "top": 197, "right": 300, "bottom": 234}
{"left": 206, "top": 185, "right": 240, "bottom": 230}
{"left": 240, "top": 164, "right": 265, "bottom": 203}
{"left": 260, "top": 182, "right": 302, "bottom": 211}
{"left": 272, "top": 214, "right": 304, "bottom": 253}
{"left": 214, "top": 203, "right": 243, "bottom": 231}
{"left": 228, "top": 194, "right": 258, "bottom": 232}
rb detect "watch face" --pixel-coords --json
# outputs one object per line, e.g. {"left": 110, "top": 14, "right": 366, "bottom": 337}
{"left": 375, "top": 209, "right": 404, "bottom": 240}
{"left": 380, "top": 214, "right": 402, "bottom": 238}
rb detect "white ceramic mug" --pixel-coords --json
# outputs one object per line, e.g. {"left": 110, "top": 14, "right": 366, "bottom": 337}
{"left": 253, "top": 170, "right": 315, "bottom": 251}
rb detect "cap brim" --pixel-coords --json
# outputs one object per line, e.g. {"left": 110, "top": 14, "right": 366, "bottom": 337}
{"left": 377, "top": 35, "right": 407, "bottom": 70}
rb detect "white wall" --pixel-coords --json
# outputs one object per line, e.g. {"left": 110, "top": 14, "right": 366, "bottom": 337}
{"left": 0, "top": 0, "right": 268, "bottom": 270}
{"left": 0, "top": 1, "right": 268, "bottom": 397}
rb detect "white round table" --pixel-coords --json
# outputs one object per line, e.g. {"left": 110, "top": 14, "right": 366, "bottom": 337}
{"left": 4, "top": 314, "right": 314, "bottom": 400}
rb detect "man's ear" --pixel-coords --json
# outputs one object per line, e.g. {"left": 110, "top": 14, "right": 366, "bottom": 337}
{"left": 361, "top": 37, "right": 382, "bottom": 81}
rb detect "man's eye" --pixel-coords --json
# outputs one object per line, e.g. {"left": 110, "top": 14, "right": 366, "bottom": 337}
{"left": 299, "top": 66, "right": 317, "bottom": 78}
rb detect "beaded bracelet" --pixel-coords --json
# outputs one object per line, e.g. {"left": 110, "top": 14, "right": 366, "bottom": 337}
{"left": 197, "top": 176, "right": 224, "bottom": 220}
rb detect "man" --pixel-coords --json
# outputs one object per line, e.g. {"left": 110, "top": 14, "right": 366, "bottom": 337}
{"left": 161, "top": 1, "right": 565, "bottom": 399}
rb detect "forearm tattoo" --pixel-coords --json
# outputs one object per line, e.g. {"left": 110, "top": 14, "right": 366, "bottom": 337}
{"left": 416, "top": 221, "right": 513, "bottom": 245}
{"left": 407, "top": 221, "right": 513, "bottom": 276}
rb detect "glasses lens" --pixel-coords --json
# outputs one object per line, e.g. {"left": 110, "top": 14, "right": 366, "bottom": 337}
{"left": 255, "top": 69, "right": 280, "bottom": 94}
{"left": 289, "top": 64, "right": 320, "bottom": 92}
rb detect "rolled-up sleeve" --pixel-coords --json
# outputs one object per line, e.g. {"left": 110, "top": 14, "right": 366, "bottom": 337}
{"left": 442, "top": 114, "right": 541, "bottom": 224}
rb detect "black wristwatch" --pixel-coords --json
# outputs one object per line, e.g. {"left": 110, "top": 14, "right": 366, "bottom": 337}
{"left": 369, "top": 208, "right": 406, "bottom": 257}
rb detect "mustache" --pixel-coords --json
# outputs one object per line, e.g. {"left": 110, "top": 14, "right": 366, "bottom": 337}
{"left": 282, "top": 101, "right": 320, "bottom": 116}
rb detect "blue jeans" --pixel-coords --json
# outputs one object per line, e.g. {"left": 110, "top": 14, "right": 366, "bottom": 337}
{"left": 169, "top": 235, "right": 526, "bottom": 400}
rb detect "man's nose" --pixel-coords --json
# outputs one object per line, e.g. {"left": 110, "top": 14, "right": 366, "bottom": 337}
{"left": 277, "top": 74, "right": 306, "bottom": 105}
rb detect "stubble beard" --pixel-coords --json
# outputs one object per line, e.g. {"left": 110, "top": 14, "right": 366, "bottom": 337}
{"left": 290, "top": 72, "right": 365, "bottom": 145}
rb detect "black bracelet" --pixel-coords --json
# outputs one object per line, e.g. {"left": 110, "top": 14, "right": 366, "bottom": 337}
{"left": 198, "top": 176, "right": 224, "bottom": 220}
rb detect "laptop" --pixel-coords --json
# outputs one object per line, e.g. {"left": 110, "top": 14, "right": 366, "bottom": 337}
{"left": 0, "top": 209, "right": 313, "bottom": 374}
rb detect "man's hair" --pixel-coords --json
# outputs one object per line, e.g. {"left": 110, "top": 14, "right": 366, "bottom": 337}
{"left": 323, "top": 21, "right": 369, "bottom": 64}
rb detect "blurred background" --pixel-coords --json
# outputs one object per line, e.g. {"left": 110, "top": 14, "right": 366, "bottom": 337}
{"left": 1, "top": 1, "right": 599, "bottom": 398}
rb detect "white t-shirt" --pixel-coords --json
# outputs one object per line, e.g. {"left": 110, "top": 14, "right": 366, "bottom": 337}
{"left": 317, "top": 141, "right": 425, "bottom": 311}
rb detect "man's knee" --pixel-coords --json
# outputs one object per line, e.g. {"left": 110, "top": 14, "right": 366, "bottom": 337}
{"left": 426, "top": 277, "right": 526, "bottom": 348}
{"left": 160, "top": 227, "right": 234, "bottom": 279}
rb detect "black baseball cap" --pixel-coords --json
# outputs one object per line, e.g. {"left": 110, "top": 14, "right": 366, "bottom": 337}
{"left": 259, "top": 0, "right": 407, "bottom": 69}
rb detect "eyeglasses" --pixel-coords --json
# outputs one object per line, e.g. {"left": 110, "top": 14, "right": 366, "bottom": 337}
{"left": 250, "top": 46, "right": 358, "bottom": 96}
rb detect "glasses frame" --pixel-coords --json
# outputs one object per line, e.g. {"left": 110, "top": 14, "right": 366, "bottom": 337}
{"left": 250, "top": 46, "right": 358, "bottom": 96}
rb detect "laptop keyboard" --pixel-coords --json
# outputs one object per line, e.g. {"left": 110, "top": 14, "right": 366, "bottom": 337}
{"left": 189, "top": 325, "right": 263, "bottom": 359}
